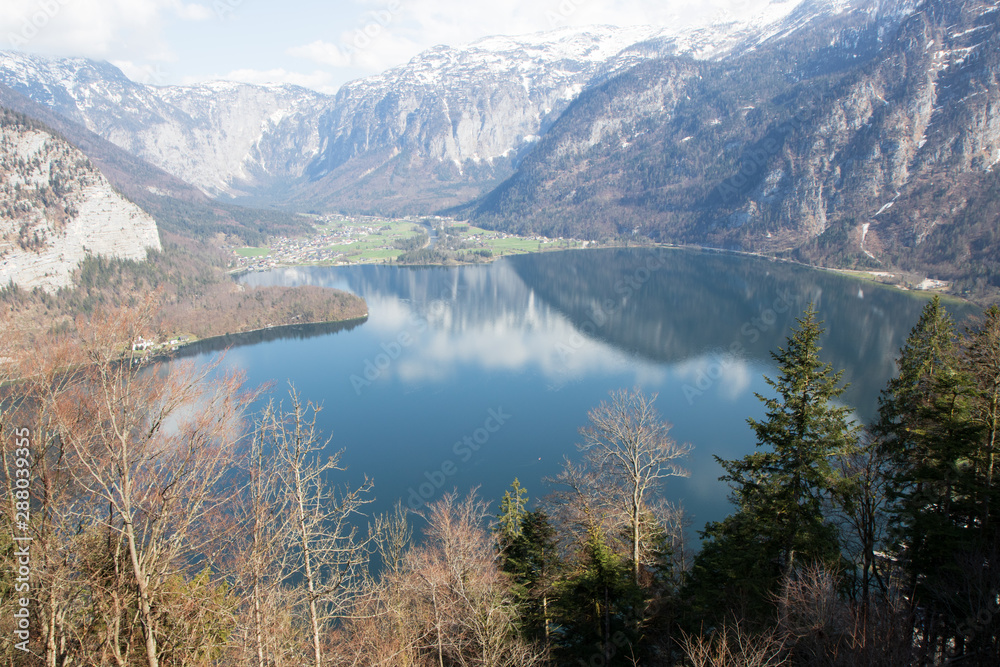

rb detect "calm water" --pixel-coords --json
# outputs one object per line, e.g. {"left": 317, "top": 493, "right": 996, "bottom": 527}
{"left": 178, "top": 248, "right": 976, "bottom": 537}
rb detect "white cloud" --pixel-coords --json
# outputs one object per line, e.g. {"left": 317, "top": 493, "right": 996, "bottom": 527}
{"left": 1, "top": 0, "right": 209, "bottom": 60}
{"left": 287, "top": 0, "right": 797, "bottom": 85}
{"left": 112, "top": 59, "right": 171, "bottom": 85}
{"left": 170, "top": 1, "right": 214, "bottom": 21}
{"left": 288, "top": 40, "right": 351, "bottom": 68}
{"left": 288, "top": 30, "right": 422, "bottom": 74}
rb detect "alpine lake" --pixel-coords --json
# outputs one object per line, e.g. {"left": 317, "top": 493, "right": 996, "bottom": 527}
{"left": 175, "top": 248, "right": 978, "bottom": 539}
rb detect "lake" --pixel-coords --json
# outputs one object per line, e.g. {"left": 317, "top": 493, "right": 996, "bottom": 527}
{"left": 179, "top": 248, "right": 977, "bottom": 540}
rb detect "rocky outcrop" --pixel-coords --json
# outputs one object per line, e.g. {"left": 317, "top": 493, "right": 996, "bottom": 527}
{"left": 0, "top": 110, "right": 160, "bottom": 292}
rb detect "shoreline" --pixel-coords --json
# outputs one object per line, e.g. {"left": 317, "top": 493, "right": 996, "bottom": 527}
{"left": 234, "top": 240, "right": 975, "bottom": 305}
{"left": 150, "top": 314, "right": 370, "bottom": 360}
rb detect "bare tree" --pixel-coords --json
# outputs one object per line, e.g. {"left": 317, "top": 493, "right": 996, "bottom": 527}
{"left": 682, "top": 621, "right": 788, "bottom": 667}
{"left": 341, "top": 491, "right": 545, "bottom": 667}
{"left": 832, "top": 431, "right": 894, "bottom": 608}
{"left": 371, "top": 500, "right": 412, "bottom": 577}
{"left": 576, "top": 388, "right": 692, "bottom": 585}
{"left": 265, "top": 388, "right": 373, "bottom": 667}
{"left": 405, "top": 491, "right": 544, "bottom": 667}
{"left": 55, "top": 300, "right": 253, "bottom": 667}
{"left": 227, "top": 400, "right": 292, "bottom": 667}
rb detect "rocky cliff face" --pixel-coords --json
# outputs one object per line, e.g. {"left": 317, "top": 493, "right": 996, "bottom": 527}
{"left": 468, "top": 0, "right": 1000, "bottom": 292}
{"left": 0, "top": 54, "right": 328, "bottom": 198}
{"left": 295, "top": 24, "right": 748, "bottom": 214}
{"left": 0, "top": 109, "right": 160, "bottom": 292}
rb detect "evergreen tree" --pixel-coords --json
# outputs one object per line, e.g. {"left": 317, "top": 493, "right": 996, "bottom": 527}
{"left": 965, "top": 305, "right": 1000, "bottom": 536}
{"left": 873, "top": 296, "right": 1000, "bottom": 661}
{"left": 496, "top": 480, "right": 560, "bottom": 645}
{"left": 724, "top": 303, "right": 855, "bottom": 572}
{"left": 875, "top": 296, "right": 980, "bottom": 594}
{"left": 497, "top": 478, "right": 529, "bottom": 548}
{"left": 553, "top": 528, "right": 644, "bottom": 666}
{"left": 683, "top": 304, "right": 855, "bottom": 624}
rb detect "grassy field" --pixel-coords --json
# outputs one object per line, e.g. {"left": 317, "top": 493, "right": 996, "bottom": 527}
{"left": 234, "top": 247, "right": 271, "bottom": 258}
{"left": 234, "top": 217, "right": 584, "bottom": 268}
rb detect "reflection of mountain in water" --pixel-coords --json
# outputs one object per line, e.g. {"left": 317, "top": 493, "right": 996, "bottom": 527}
{"left": 241, "top": 263, "right": 550, "bottom": 338}
{"left": 506, "top": 249, "right": 978, "bottom": 419}
{"left": 240, "top": 250, "right": 977, "bottom": 422}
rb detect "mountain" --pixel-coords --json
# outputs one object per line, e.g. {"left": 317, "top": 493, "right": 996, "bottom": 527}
{"left": 0, "top": 108, "right": 160, "bottom": 292}
{"left": 2, "top": 0, "right": 996, "bottom": 295}
{"left": 292, "top": 18, "right": 808, "bottom": 215}
{"left": 0, "top": 83, "right": 313, "bottom": 244}
{"left": 466, "top": 0, "right": 1000, "bottom": 295}
{"left": 0, "top": 2, "right": 821, "bottom": 213}
{"left": 0, "top": 53, "right": 328, "bottom": 199}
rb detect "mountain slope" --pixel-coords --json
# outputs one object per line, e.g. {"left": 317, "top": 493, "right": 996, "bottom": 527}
{"left": 0, "top": 83, "right": 312, "bottom": 244}
{"left": 0, "top": 3, "right": 821, "bottom": 213}
{"left": 0, "top": 108, "right": 160, "bottom": 292}
{"left": 466, "top": 0, "right": 1000, "bottom": 295}
{"left": 0, "top": 53, "right": 328, "bottom": 198}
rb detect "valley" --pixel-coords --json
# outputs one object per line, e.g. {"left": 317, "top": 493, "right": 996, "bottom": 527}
{"left": 232, "top": 214, "right": 584, "bottom": 270}
{"left": 1, "top": 0, "right": 1000, "bottom": 664}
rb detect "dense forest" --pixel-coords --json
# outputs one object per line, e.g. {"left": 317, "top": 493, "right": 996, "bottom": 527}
{"left": 2, "top": 295, "right": 999, "bottom": 665}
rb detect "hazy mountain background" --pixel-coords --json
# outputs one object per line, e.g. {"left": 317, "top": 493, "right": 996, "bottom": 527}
{"left": 1, "top": 0, "right": 998, "bottom": 296}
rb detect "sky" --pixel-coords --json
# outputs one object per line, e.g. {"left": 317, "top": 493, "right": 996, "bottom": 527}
{"left": 0, "top": 0, "right": 787, "bottom": 93}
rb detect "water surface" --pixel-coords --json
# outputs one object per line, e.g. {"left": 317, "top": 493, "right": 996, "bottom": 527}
{"left": 181, "top": 249, "right": 975, "bottom": 537}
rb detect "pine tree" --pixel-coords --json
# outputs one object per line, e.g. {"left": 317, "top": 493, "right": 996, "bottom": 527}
{"left": 684, "top": 304, "right": 855, "bottom": 624}
{"left": 497, "top": 478, "right": 529, "bottom": 549}
{"left": 496, "top": 480, "right": 560, "bottom": 645}
{"left": 965, "top": 306, "right": 1000, "bottom": 536}
{"left": 722, "top": 303, "right": 856, "bottom": 573}
{"left": 875, "top": 296, "right": 979, "bottom": 593}
{"left": 553, "top": 527, "right": 644, "bottom": 666}
{"left": 874, "top": 296, "right": 993, "bottom": 660}
{"left": 502, "top": 510, "right": 560, "bottom": 645}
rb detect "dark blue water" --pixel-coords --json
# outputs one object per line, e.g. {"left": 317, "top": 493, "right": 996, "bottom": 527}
{"left": 178, "top": 248, "right": 977, "bottom": 538}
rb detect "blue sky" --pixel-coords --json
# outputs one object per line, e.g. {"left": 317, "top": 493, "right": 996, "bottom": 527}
{"left": 1, "top": 0, "right": 788, "bottom": 93}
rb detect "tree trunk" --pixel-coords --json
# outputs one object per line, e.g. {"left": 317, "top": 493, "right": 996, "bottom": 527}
{"left": 253, "top": 578, "right": 266, "bottom": 667}
{"left": 124, "top": 517, "right": 159, "bottom": 667}
{"left": 632, "top": 493, "right": 641, "bottom": 586}
{"left": 294, "top": 467, "right": 323, "bottom": 667}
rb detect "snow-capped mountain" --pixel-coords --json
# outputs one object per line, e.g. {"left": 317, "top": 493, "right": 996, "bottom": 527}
{"left": 0, "top": 52, "right": 329, "bottom": 197}
{"left": 468, "top": 0, "right": 1000, "bottom": 297}
{"left": 0, "top": 0, "right": 896, "bottom": 209}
